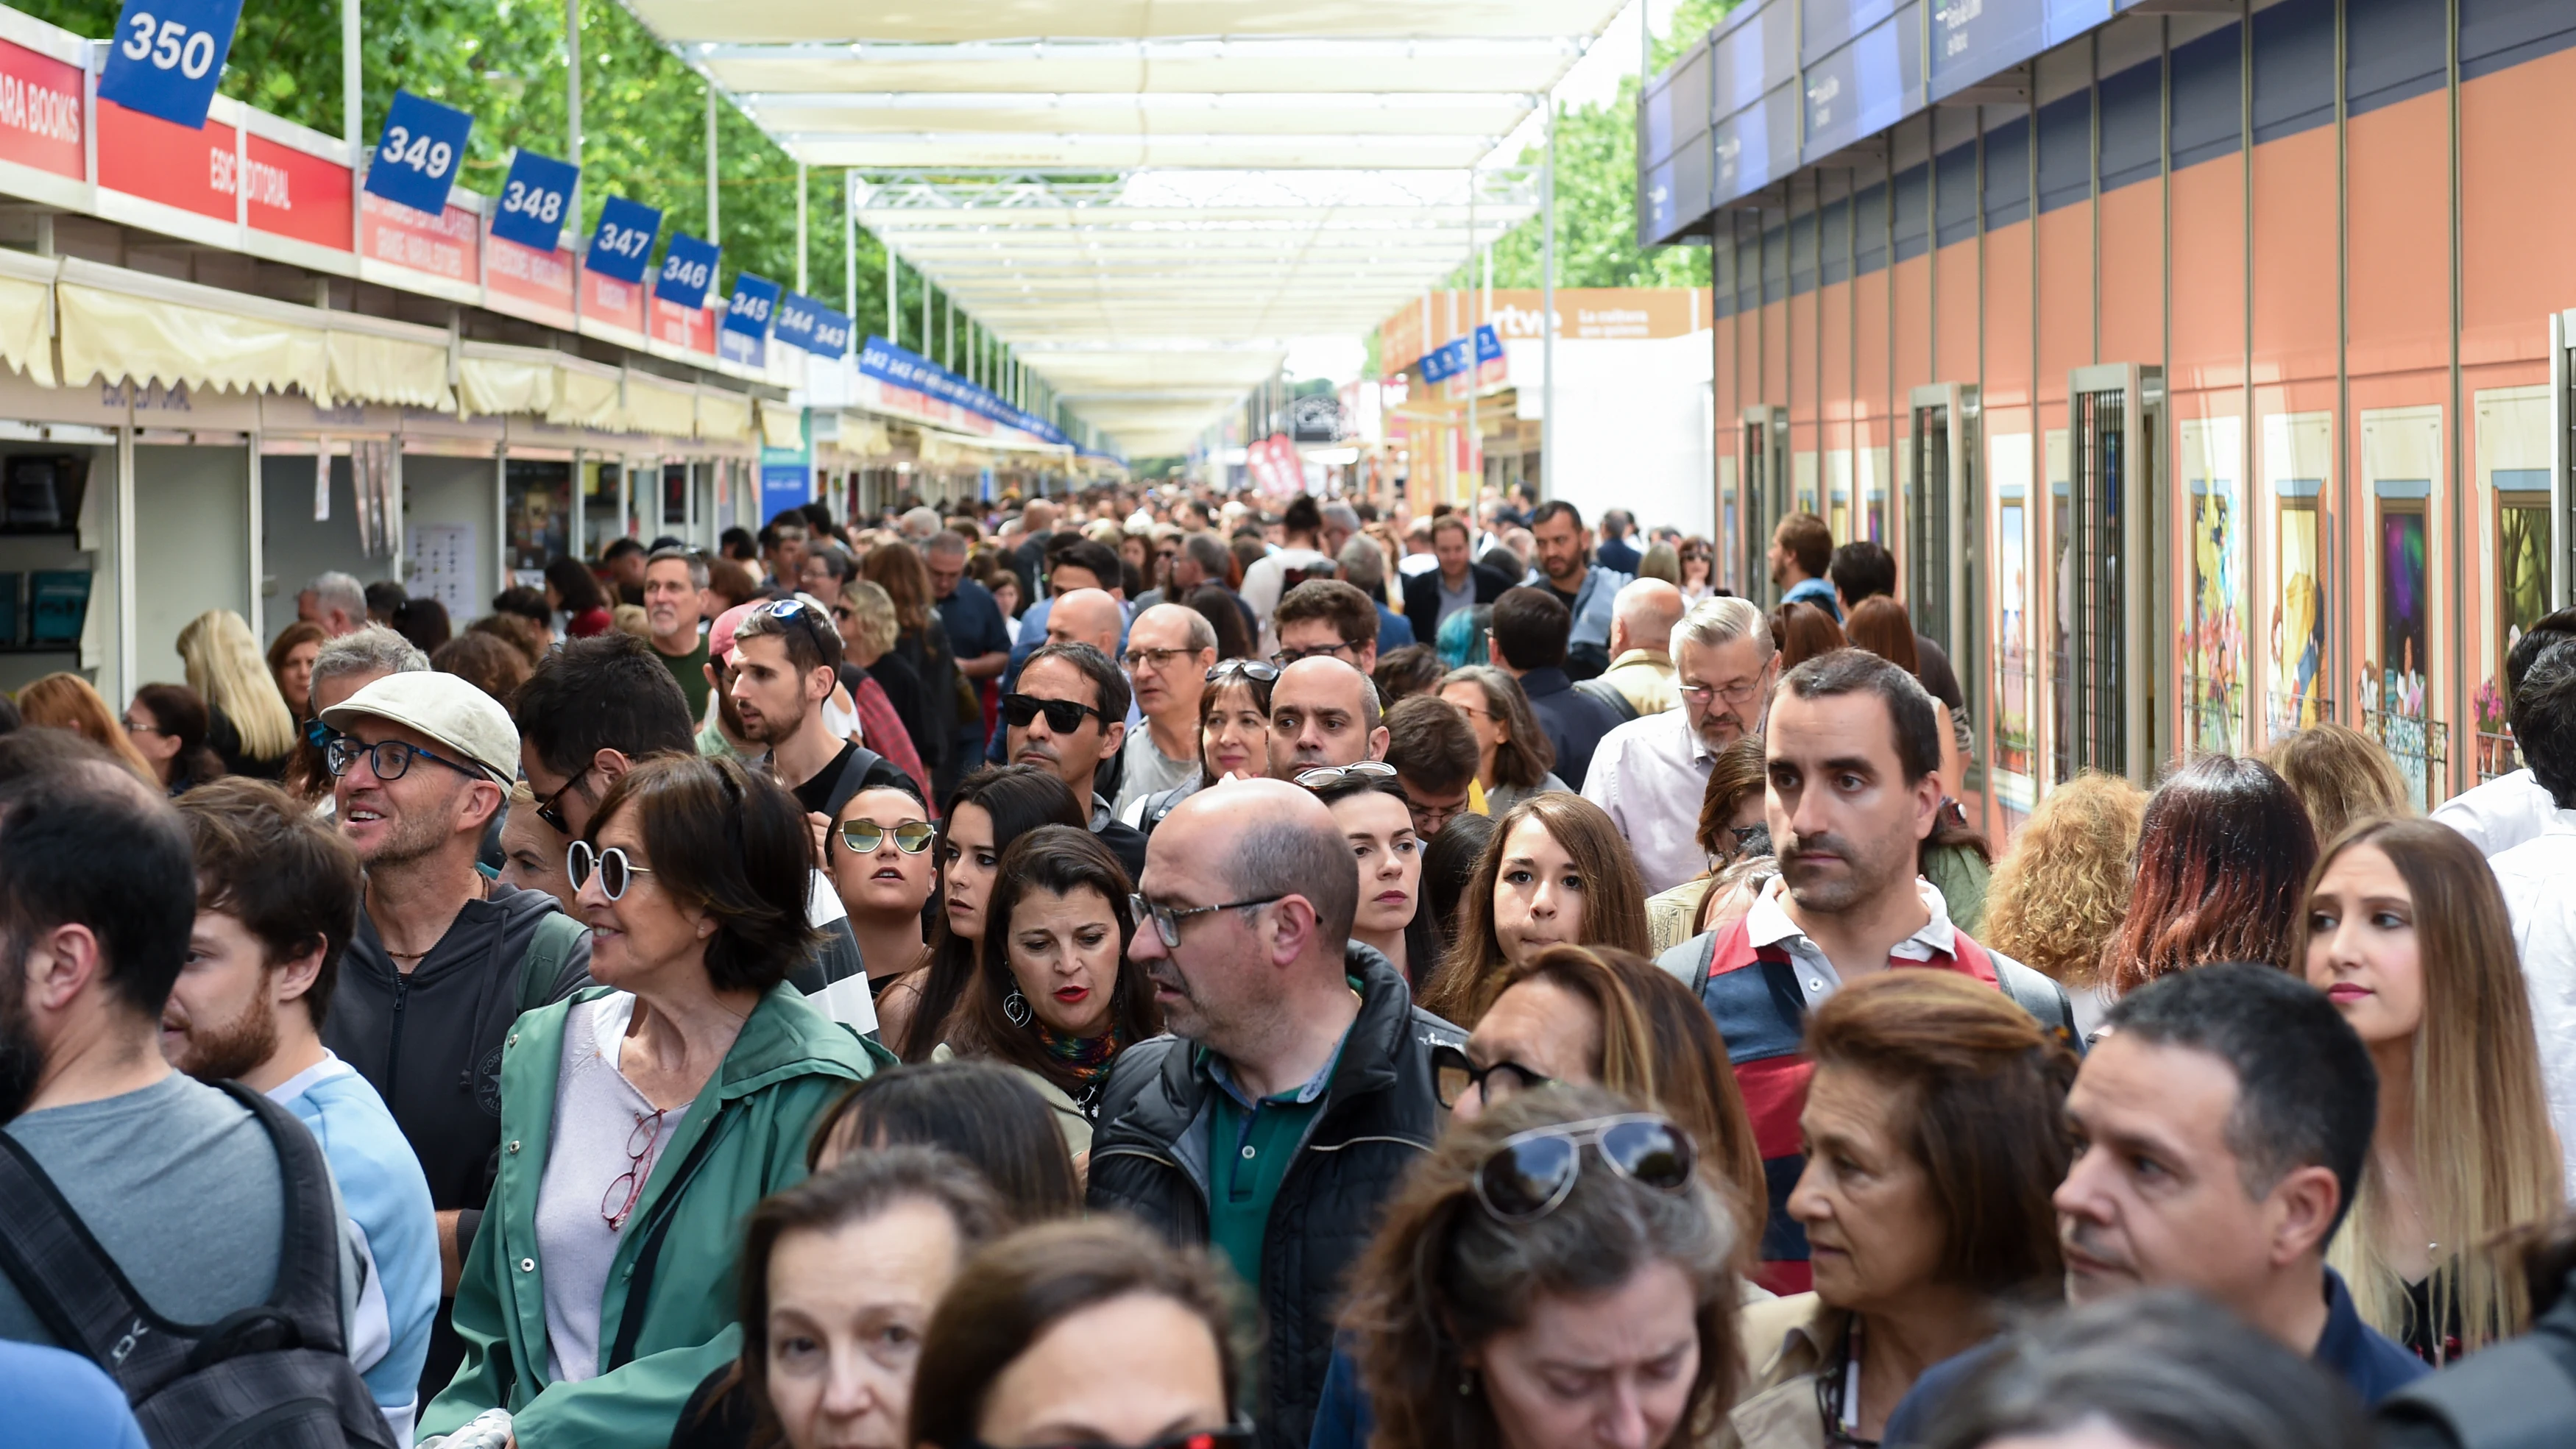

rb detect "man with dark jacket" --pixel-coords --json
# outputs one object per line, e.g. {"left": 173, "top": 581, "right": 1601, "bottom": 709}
{"left": 1091, "top": 779, "right": 1461, "bottom": 1449}
{"left": 1488, "top": 585, "right": 1626, "bottom": 791}
{"left": 318, "top": 672, "right": 592, "bottom": 1402}
{"left": 1400, "top": 514, "right": 1512, "bottom": 637}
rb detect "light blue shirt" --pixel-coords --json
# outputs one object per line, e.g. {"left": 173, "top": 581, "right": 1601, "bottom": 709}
{"left": 271, "top": 1054, "right": 439, "bottom": 1446}
{"left": 1782, "top": 575, "right": 1841, "bottom": 621}
{"left": 1526, "top": 565, "right": 1631, "bottom": 650}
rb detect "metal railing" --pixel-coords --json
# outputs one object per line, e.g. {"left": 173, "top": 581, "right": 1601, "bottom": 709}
{"left": 2265, "top": 690, "right": 2336, "bottom": 740}
{"left": 2476, "top": 728, "right": 2523, "bottom": 784}
{"left": 2182, "top": 677, "right": 2245, "bottom": 757}
{"left": 2364, "top": 708, "right": 2453, "bottom": 812}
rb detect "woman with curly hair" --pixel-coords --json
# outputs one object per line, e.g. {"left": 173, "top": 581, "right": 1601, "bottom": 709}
{"left": 1980, "top": 771, "right": 2148, "bottom": 1037}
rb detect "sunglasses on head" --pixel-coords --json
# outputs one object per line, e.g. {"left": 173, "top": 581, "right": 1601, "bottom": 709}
{"left": 1205, "top": 659, "right": 1280, "bottom": 684}
{"left": 1294, "top": 761, "right": 1397, "bottom": 792}
{"left": 1003, "top": 692, "right": 1107, "bottom": 733}
{"left": 1473, "top": 1113, "right": 1696, "bottom": 1222}
{"left": 838, "top": 818, "right": 935, "bottom": 854}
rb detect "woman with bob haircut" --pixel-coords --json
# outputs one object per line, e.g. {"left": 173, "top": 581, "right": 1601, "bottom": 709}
{"left": 2268, "top": 720, "right": 2412, "bottom": 845}
{"left": 1437, "top": 665, "right": 1565, "bottom": 818}
{"left": 1980, "top": 770, "right": 2148, "bottom": 1035}
{"left": 1420, "top": 793, "right": 1650, "bottom": 1027}
{"left": 673, "top": 1147, "right": 1011, "bottom": 1449}
{"left": 422, "top": 754, "right": 878, "bottom": 1448}
{"left": 1728, "top": 971, "right": 2076, "bottom": 1448}
{"left": 807, "top": 1060, "right": 1083, "bottom": 1223}
{"left": 1340, "top": 1084, "right": 1741, "bottom": 1449}
{"left": 907, "top": 1219, "right": 1245, "bottom": 1449}
{"left": 932, "top": 825, "right": 1161, "bottom": 1152}
{"left": 2299, "top": 817, "right": 2562, "bottom": 1360}
{"left": 2104, "top": 753, "right": 2318, "bottom": 995}
{"left": 875, "top": 765, "right": 1086, "bottom": 1060}
{"left": 1645, "top": 736, "right": 1771, "bottom": 953}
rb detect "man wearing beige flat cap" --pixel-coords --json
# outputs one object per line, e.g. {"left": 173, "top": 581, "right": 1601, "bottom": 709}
{"left": 314, "top": 671, "right": 593, "bottom": 1403}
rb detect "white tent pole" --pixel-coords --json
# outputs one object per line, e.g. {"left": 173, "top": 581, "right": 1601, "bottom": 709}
{"left": 1465, "top": 183, "right": 1477, "bottom": 504}
{"left": 795, "top": 160, "right": 807, "bottom": 294}
{"left": 704, "top": 83, "right": 718, "bottom": 244}
{"left": 843, "top": 172, "right": 857, "bottom": 323}
{"left": 1541, "top": 99, "right": 1557, "bottom": 503}
{"left": 885, "top": 233, "right": 896, "bottom": 347}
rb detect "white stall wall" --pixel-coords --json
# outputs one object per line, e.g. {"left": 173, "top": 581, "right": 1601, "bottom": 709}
{"left": 1507, "top": 333, "right": 1716, "bottom": 543}
{"left": 260, "top": 453, "right": 398, "bottom": 645}
{"left": 131, "top": 444, "right": 252, "bottom": 695}
{"left": 404, "top": 453, "right": 499, "bottom": 628}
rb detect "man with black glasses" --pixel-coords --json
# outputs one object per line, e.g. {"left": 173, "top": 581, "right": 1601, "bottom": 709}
{"left": 1006, "top": 640, "right": 1149, "bottom": 879}
{"left": 316, "top": 672, "right": 590, "bottom": 1401}
{"left": 1091, "top": 779, "right": 1461, "bottom": 1449}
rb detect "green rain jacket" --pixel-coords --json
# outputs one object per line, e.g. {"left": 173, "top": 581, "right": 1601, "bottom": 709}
{"left": 420, "top": 982, "right": 880, "bottom": 1446}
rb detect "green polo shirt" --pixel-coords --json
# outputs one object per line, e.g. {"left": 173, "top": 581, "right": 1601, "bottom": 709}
{"left": 1203, "top": 988, "right": 1359, "bottom": 1292}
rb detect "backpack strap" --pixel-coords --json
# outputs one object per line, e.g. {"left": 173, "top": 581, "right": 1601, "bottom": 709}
{"left": 517, "top": 910, "right": 591, "bottom": 1016}
{"left": 207, "top": 1081, "right": 351, "bottom": 1357}
{"left": 2377, "top": 1321, "right": 2576, "bottom": 1449}
{"left": 819, "top": 744, "right": 892, "bottom": 821}
{"left": 1572, "top": 676, "right": 1640, "bottom": 724}
{"left": 1985, "top": 951, "right": 2080, "bottom": 1048}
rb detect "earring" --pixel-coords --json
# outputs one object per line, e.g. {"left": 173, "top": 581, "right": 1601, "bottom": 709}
{"left": 1457, "top": 1367, "right": 1476, "bottom": 1397}
{"left": 1004, "top": 991, "right": 1032, "bottom": 1027}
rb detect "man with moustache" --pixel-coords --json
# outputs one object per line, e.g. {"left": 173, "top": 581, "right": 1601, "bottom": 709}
{"left": 1005, "top": 640, "right": 1149, "bottom": 880}
{"left": 1663, "top": 648, "right": 2069, "bottom": 1292}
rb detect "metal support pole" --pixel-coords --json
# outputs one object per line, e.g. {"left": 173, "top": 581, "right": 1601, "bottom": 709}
{"left": 794, "top": 160, "right": 807, "bottom": 294}
{"left": 341, "top": 0, "right": 361, "bottom": 151}
{"left": 704, "top": 84, "right": 719, "bottom": 244}
{"left": 565, "top": 0, "right": 581, "bottom": 226}
{"left": 843, "top": 172, "right": 857, "bottom": 327}
{"left": 921, "top": 280, "right": 931, "bottom": 363}
{"left": 885, "top": 237, "right": 897, "bottom": 348}
{"left": 1540, "top": 100, "right": 1557, "bottom": 503}
{"left": 1465, "top": 191, "right": 1477, "bottom": 503}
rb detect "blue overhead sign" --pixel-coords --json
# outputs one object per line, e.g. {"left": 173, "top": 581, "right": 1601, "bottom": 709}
{"left": 654, "top": 231, "right": 720, "bottom": 309}
{"left": 365, "top": 90, "right": 473, "bottom": 216}
{"left": 773, "top": 291, "right": 852, "bottom": 358}
{"left": 98, "top": 0, "right": 242, "bottom": 128}
{"left": 721, "top": 272, "right": 780, "bottom": 338}
{"left": 489, "top": 147, "right": 578, "bottom": 252}
{"left": 586, "top": 196, "right": 662, "bottom": 283}
{"left": 857, "top": 336, "right": 1069, "bottom": 447}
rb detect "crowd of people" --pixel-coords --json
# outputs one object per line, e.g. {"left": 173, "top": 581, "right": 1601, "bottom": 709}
{"left": 2, "top": 480, "right": 2575, "bottom": 1449}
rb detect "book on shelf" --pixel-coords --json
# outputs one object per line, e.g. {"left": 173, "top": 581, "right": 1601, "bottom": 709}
{"left": 28, "top": 569, "right": 89, "bottom": 645}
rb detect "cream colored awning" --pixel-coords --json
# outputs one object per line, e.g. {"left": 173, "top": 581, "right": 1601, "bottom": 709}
{"left": 0, "top": 249, "right": 55, "bottom": 388}
{"left": 697, "top": 388, "right": 754, "bottom": 442}
{"left": 54, "top": 258, "right": 453, "bottom": 408}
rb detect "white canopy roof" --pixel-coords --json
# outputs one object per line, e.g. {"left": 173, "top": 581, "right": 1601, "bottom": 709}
{"left": 623, "top": 1, "right": 1626, "bottom": 456}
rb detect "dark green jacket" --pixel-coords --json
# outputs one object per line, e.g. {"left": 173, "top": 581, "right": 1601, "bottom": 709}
{"left": 421, "top": 982, "right": 877, "bottom": 1446}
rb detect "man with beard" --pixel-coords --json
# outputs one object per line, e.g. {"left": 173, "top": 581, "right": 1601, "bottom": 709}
{"left": 1264, "top": 656, "right": 1390, "bottom": 781}
{"left": 727, "top": 597, "right": 913, "bottom": 818}
{"left": 0, "top": 736, "right": 361, "bottom": 1397}
{"left": 1524, "top": 500, "right": 1630, "bottom": 680}
{"left": 1666, "top": 648, "right": 2069, "bottom": 1292}
{"left": 316, "top": 671, "right": 590, "bottom": 1401}
{"left": 1005, "top": 640, "right": 1148, "bottom": 880}
{"left": 1585, "top": 595, "right": 1777, "bottom": 893}
{"left": 166, "top": 779, "right": 438, "bottom": 1445}
{"left": 1089, "top": 780, "right": 1460, "bottom": 1449}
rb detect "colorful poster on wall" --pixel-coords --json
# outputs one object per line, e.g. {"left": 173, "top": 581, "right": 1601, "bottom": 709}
{"left": 2474, "top": 385, "right": 2552, "bottom": 770}
{"left": 1989, "top": 431, "right": 2034, "bottom": 815}
{"left": 2046, "top": 428, "right": 2072, "bottom": 787}
{"left": 2262, "top": 411, "right": 2332, "bottom": 739}
{"left": 2360, "top": 404, "right": 2444, "bottom": 808}
{"left": 2179, "top": 415, "right": 2244, "bottom": 754}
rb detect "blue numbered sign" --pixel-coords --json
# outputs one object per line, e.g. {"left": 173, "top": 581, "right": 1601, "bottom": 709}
{"left": 773, "top": 291, "right": 852, "bottom": 355}
{"left": 654, "top": 232, "right": 721, "bottom": 310}
{"left": 586, "top": 196, "right": 662, "bottom": 284}
{"left": 490, "top": 148, "right": 579, "bottom": 252}
{"left": 365, "top": 91, "right": 474, "bottom": 216}
{"left": 806, "top": 302, "right": 854, "bottom": 358}
{"left": 721, "top": 272, "right": 782, "bottom": 339}
{"left": 97, "top": 0, "right": 243, "bottom": 129}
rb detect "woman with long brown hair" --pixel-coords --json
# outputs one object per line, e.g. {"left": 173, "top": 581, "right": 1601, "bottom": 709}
{"left": 2268, "top": 720, "right": 2411, "bottom": 844}
{"left": 860, "top": 540, "right": 956, "bottom": 791}
{"left": 1769, "top": 599, "right": 1846, "bottom": 672}
{"left": 1420, "top": 793, "right": 1651, "bottom": 1026}
{"left": 2301, "top": 817, "right": 2561, "bottom": 1361}
{"left": 1437, "top": 665, "right": 1565, "bottom": 817}
{"left": 2104, "top": 753, "right": 2318, "bottom": 995}
{"left": 1844, "top": 596, "right": 1963, "bottom": 794}
{"left": 1645, "top": 735, "right": 1770, "bottom": 953}
{"left": 16, "top": 672, "right": 155, "bottom": 781}
{"left": 266, "top": 618, "right": 328, "bottom": 724}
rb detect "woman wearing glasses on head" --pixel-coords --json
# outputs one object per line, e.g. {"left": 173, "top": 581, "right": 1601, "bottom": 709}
{"left": 422, "top": 754, "right": 878, "bottom": 1449}
{"left": 925, "top": 825, "right": 1161, "bottom": 1155}
{"left": 1337, "top": 1085, "right": 1741, "bottom": 1449}
{"left": 827, "top": 779, "right": 942, "bottom": 996}
{"left": 1125, "top": 659, "right": 1278, "bottom": 835}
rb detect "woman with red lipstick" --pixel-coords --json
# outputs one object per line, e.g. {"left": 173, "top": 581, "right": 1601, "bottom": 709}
{"left": 936, "top": 826, "right": 1161, "bottom": 1153}
{"left": 878, "top": 767, "right": 1085, "bottom": 1060}
{"left": 2299, "top": 818, "right": 2560, "bottom": 1361}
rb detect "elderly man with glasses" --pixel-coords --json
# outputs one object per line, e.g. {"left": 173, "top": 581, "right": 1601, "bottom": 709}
{"left": 1114, "top": 603, "right": 1220, "bottom": 819}
{"left": 1581, "top": 596, "right": 1781, "bottom": 895}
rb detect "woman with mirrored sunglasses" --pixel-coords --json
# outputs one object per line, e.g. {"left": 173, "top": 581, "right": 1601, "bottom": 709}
{"left": 827, "top": 780, "right": 941, "bottom": 996}
{"left": 1336, "top": 1084, "right": 1741, "bottom": 1449}
{"left": 908, "top": 1218, "right": 1246, "bottom": 1449}
{"left": 1728, "top": 972, "right": 2075, "bottom": 1449}
{"left": 422, "top": 754, "right": 880, "bottom": 1449}
{"left": 924, "top": 825, "right": 1161, "bottom": 1156}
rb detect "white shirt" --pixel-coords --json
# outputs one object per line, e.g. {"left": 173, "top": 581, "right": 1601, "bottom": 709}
{"left": 2433, "top": 768, "right": 2561, "bottom": 857}
{"left": 2489, "top": 811, "right": 2576, "bottom": 1194}
{"left": 1582, "top": 709, "right": 1720, "bottom": 895}
{"left": 1239, "top": 547, "right": 1336, "bottom": 647}
{"left": 1741, "top": 876, "right": 1965, "bottom": 1010}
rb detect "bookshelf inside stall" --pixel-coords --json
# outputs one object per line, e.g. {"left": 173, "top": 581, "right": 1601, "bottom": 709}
{"left": 0, "top": 444, "right": 100, "bottom": 695}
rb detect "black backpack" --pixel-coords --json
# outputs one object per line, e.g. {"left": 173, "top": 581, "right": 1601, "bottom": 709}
{"left": 2375, "top": 1276, "right": 2576, "bottom": 1449}
{"left": 0, "top": 1081, "right": 399, "bottom": 1449}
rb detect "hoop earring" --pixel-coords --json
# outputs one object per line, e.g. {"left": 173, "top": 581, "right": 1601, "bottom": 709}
{"left": 1004, "top": 991, "right": 1032, "bottom": 1027}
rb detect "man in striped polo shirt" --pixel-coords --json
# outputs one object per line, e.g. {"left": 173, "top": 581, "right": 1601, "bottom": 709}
{"left": 1659, "top": 648, "right": 2073, "bottom": 1293}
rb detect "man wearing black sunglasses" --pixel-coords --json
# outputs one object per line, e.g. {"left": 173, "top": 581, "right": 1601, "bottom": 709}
{"left": 1089, "top": 779, "right": 1462, "bottom": 1449}
{"left": 1006, "top": 641, "right": 1149, "bottom": 881}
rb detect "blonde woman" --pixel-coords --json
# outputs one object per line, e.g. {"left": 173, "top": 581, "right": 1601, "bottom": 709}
{"left": 15, "top": 672, "right": 157, "bottom": 782}
{"left": 176, "top": 609, "right": 298, "bottom": 779}
{"left": 2301, "top": 817, "right": 2562, "bottom": 1361}
{"left": 1981, "top": 771, "right": 2148, "bottom": 1038}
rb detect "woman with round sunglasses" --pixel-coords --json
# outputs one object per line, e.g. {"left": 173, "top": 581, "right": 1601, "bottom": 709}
{"left": 927, "top": 826, "right": 1161, "bottom": 1155}
{"left": 907, "top": 1218, "right": 1246, "bottom": 1449}
{"left": 827, "top": 780, "right": 941, "bottom": 996}
{"left": 876, "top": 766, "right": 1086, "bottom": 1061}
{"left": 422, "top": 754, "right": 878, "bottom": 1449}
{"left": 1124, "top": 659, "right": 1276, "bottom": 835}
{"left": 1727, "top": 971, "right": 2074, "bottom": 1449}
{"left": 1338, "top": 1084, "right": 1740, "bottom": 1449}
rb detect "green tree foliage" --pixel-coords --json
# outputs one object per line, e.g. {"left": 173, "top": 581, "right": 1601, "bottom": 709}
{"left": 1468, "top": 75, "right": 1711, "bottom": 292}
